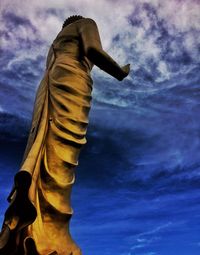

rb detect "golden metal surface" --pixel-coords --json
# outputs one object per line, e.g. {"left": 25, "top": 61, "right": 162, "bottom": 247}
{"left": 0, "top": 17, "right": 130, "bottom": 255}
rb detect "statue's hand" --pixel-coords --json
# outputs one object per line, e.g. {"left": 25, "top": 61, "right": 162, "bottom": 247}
{"left": 118, "top": 64, "right": 130, "bottom": 81}
{"left": 122, "top": 64, "right": 130, "bottom": 76}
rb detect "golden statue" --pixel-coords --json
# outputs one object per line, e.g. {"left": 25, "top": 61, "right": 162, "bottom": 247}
{"left": 0, "top": 15, "right": 130, "bottom": 255}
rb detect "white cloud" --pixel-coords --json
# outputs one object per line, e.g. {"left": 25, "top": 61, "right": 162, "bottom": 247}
{"left": 1, "top": 0, "right": 134, "bottom": 47}
{"left": 0, "top": 0, "right": 134, "bottom": 75}
{"left": 157, "top": 0, "right": 200, "bottom": 33}
{"left": 0, "top": 106, "right": 5, "bottom": 113}
{"left": 1, "top": 0, "right": 199, "bottom": 63}
{"left": 1, "top": 0, "right": 199, "bottom": 107}
{"left": 130, "top": 222, "right": 172, "bottom": 252}
{"left": 138, "top": 222, "right": 172, "bottom": 236}
{"left": 156, "top": 61, "right": 170, "bottom": 82}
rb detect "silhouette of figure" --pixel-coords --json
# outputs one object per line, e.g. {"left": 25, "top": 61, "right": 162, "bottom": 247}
{"left": 0, "top": 15, "right": 130, "bottom": 255}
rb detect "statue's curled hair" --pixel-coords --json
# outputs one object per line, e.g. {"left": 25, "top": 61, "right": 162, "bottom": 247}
{"left": 62, "top": 15, "right": 85, "bottom": 29}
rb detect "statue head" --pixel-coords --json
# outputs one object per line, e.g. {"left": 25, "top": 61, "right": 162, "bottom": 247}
{"left": 62, "top": 15, "right": 85, "bottom": 29}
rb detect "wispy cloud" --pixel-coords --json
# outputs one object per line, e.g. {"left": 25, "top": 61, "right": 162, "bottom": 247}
{"left": 129, "top": 222, "right": 172, "bottom": 252}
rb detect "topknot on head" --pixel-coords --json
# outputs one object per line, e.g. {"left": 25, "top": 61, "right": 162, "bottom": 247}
{"left": 62, "top": 15, "right": 85, "bottom": 29}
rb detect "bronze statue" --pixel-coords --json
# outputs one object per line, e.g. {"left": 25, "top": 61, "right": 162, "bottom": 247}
{"left": 0, "top": 15, "right": 130, "bottom": 255}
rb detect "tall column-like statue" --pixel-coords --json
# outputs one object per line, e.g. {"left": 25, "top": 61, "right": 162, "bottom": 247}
{"left": 0, "top": 15, "right": 130, "bottom": 255}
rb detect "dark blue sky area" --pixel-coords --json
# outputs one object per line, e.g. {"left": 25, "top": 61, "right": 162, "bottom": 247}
{"left": 1, "top": 94, "right": 200, "bottom": 254}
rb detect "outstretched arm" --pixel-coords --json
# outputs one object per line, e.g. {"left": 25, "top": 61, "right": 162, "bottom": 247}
{"left": 79, "top": 18, "right": 129, "bottom": 81}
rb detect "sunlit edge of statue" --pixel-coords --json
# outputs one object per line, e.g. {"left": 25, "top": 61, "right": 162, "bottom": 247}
{"left": 0, "top": 14, "right": 130, "bottom": 255}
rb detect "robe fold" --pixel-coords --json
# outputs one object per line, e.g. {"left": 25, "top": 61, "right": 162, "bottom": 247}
{"left": 1, "top": 18, "right": 94, "bottom": 255}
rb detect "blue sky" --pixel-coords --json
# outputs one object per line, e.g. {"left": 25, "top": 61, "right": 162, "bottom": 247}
{"left": 0, "top": 0, "right": 200, "bottom": 254}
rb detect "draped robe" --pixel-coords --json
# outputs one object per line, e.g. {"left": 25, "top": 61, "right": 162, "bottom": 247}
{"left": 2, "top": 18, "right": 96, "bottom": 255}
